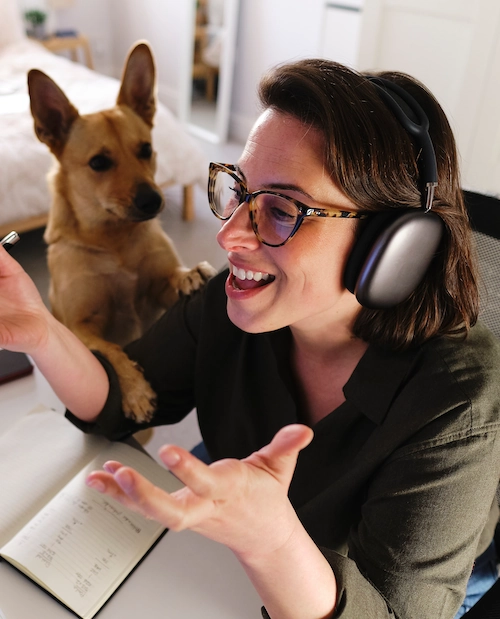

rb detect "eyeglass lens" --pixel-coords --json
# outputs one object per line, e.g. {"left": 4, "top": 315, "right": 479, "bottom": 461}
{"left": 212, "top": 170, "right": 300, "bottom": 245}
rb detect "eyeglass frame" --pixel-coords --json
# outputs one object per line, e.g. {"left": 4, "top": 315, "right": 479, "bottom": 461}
{"left": 208, "top": 162, "right": 370, "bottom": 247}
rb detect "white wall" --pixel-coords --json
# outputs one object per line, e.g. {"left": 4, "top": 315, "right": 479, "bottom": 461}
{"left": 106, "top": 0, "right": 192, "bottom": 105}
{"left": 229, "top": 0, "right": 325, "bottom": 140}
{"left": 357, "top": 0, "right": 500, "bottom": 196}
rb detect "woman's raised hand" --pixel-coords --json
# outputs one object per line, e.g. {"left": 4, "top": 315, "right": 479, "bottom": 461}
{"left": 86, "top": 424, "right": 314, "bottom": 558}
{"left": 0, "top": 244, "right": 52, "bottom": 354}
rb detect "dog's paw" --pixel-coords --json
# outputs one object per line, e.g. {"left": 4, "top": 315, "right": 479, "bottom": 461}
{"left": 175, "top": 261, "right": 217, "bottom": 296}
{"left": 118, "top": 361, "right": 157, "bottom": 423}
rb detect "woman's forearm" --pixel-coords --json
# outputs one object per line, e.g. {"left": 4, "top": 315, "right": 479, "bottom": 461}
{"left": 236, "top": 506, "right": 337, "bottom": 619}
{"left": 32, "top": 312, "right": 109, "bottom": 422}
{"left": 0, "top": 247, "right": 109, "bottom": 421}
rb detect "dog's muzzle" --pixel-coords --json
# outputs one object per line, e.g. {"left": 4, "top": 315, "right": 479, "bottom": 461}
{"left": 132, "top": 183, "right": 164, "bottom": 219}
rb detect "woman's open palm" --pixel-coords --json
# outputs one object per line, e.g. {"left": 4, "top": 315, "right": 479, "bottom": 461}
{"left": 86, "top": 424, "right": 314, "bottom": 558}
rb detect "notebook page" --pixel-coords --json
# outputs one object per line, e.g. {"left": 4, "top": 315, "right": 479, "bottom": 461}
{"left": 1, "top": 442, "right": 183, "bottom": 619}
{"left": 0, "top": 409, "right": 108, "bottom": 547}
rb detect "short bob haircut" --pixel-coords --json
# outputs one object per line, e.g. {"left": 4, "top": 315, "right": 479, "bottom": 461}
{"left": 258, "top": 58, "right": 479, "bottom": 350}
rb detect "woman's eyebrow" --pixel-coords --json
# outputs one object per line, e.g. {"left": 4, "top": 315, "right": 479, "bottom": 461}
{"left": 265, "top": 182, "right": 315, "bottom": 201}
{"left": 235, "top": 165, "right": 315, "bottom": 202}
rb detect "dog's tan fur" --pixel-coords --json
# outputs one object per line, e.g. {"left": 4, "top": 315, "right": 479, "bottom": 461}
{"left": 28, "top": 42, "right": 215, "bottom": 422}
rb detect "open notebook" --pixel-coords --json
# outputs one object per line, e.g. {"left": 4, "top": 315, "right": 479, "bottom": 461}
{"left": 0, "top": 408, "right": 182, "bottom": 619}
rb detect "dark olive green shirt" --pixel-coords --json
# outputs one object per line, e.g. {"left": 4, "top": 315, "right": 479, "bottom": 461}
{"left": 68, "top": 271, "right": 500, "bottom": 618}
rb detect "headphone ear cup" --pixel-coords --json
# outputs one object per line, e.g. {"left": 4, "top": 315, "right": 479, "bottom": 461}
{"left": 344, "top": 212, "right": 398, "bottom": 294}
{"left": 344, "top": 210, "right": 443, "bottom": 309}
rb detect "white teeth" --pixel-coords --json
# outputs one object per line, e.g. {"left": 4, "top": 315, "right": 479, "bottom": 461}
{"left": 232, "top": 265, "right": 270, "bottom": 282}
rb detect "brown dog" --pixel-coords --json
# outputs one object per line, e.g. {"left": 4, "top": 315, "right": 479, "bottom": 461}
{"left": 27, "top": 42, "right": 215, "bottom": 422}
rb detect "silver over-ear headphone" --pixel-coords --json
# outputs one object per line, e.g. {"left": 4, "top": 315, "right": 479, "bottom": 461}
{"left": 343, "top": 77, "right": 444, "bottom": 309}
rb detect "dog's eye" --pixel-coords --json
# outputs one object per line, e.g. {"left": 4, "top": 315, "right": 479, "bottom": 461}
{"left": 89, "top": 154, "right": 113, "bottom": 172}
{"left": 138, "top": 143, "right": 153, "bottom": 160}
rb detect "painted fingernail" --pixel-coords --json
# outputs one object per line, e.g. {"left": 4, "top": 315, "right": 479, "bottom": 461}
{"left": 115, "top": 468, "right": 134, "bottom": 492}
{"left": 160, "top": 448, "right": 181, "bottom": 468}
{"left": 86, "top": 478, "right": 105, "bottom": 493}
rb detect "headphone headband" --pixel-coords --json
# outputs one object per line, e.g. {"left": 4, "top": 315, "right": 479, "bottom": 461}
{"left": 343, "top": 75, "right": 443, "bottom": 308}
{"left": 367, "top": 76, "right": 438, "bottom": 211}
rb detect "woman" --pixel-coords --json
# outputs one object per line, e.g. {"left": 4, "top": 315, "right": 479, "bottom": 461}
{"left": 0, "top": 59, "right": 499, "bottom": 618}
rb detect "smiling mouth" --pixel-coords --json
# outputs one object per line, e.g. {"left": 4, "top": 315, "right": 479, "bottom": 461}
{"left": 230, "top": 264, "right": 275, "bottom": 290}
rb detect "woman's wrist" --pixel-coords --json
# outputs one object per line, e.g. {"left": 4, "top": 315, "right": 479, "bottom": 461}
{"left": 32, "top": 314, "right": 109, "bottom": 421}
{"left": 234, "top": 505, "right": 337, "bottom": 619}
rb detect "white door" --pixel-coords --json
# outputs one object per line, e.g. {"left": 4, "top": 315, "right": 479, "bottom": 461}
{"left": 357, "top": 0, "right": 500, "bottom": 196}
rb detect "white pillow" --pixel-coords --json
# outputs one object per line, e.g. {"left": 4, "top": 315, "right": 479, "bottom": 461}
{"left": 0, "top": 0, "right": 26, "bottom": 49}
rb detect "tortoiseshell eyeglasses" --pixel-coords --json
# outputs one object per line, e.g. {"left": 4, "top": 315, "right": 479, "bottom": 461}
{"left": 208, "top": 162, "right": 369, "bottom": 247}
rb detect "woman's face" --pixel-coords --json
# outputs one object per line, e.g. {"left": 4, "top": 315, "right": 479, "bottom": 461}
{"left": 216, "top": 108, "right": 363, "bottom": 336}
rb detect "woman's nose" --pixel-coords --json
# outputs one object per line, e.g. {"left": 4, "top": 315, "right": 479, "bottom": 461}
{"left": 216, "top": 202, "right": 260, "bottom": 251}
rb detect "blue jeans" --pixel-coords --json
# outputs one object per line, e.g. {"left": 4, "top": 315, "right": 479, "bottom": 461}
{"left": 454, "top": 539, "right": 499, "bottom": 618}
{"left": 191, "top": 441, "right": 212, "bottom": 464}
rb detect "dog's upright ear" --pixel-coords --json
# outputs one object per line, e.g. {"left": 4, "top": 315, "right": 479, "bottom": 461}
{"left": 28, "top": 69, "right": 79, "bottom": 158}
{"left": 117, "top": 41, "right": 156, "bottom": 127}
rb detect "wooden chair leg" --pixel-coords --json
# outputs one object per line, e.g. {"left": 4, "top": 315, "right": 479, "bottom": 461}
{"left": 182, "top": 185, "right": 195, "bottom": 221}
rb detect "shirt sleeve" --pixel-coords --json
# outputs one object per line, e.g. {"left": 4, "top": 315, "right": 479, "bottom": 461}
{"left": 65, "top": 283, "right": 207, "bottom": 439}
{"left": 329, "top": 429, "right": 499, "bottom": 618}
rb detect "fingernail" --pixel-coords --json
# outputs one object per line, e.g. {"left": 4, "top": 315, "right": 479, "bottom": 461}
{"left": 86, "top": 478, "right": 105, "bottom": 493}
{"left": 115, "top": 468, "right": 134, "bottom": 492}
{"left": 160, "top": 447, "right": 181, "bottom": 468}
{"left": 103, "top": 461, "right": 118, "bottom": 473}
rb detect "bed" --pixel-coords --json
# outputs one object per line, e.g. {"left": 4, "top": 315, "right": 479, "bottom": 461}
{"left": 0, "top": 0, "right": 207, "bottom": 237}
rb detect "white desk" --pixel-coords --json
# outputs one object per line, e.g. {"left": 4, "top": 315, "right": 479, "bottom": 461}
{"left": 0, "top": 366, "right": 263, "bottom": 619}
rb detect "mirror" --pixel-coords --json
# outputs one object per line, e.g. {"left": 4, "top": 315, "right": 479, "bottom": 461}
{"left": 179, "top": 0, "right": 239, "bottom": 144}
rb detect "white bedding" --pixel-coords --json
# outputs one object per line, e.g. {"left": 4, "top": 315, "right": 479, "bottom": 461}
{"left": 0, "top": 39, "right": 207, "bottom": 228}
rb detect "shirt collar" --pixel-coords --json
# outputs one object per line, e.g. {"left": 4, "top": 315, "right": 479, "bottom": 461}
{"left": 343, "top": 344, "right": 419, "bottom": 424}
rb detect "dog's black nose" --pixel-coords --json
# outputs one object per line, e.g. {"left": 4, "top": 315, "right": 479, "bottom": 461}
{"left": 134, "top": 183, "right": 164, "bottom": 217}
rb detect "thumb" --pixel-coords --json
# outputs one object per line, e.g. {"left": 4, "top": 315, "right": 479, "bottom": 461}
{"left": 0, "top": 242, "right": 23, "bottom": 275}
{"left": 249, "top": 424, "right": 314, "bottom": 481}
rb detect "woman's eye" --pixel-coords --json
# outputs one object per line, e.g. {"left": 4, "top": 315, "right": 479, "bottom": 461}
{"left": 270, "top": 206, "right": 296, "bottom": 223}
{"left": 229, "top": 185, "right": 242, "bottom": 200}
{"left": 138, "top": 143, "right": 153, "bottom": 159}
{"left": 88, "top": 154, "right": 113, "bottom": 172}
{"left": 267, "top": 198, "right": 297, "bottom": 224}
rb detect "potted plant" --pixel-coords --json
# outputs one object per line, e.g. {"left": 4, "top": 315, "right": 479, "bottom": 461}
{"left": 24, "top": 9, "right": 48, "bottom": 39}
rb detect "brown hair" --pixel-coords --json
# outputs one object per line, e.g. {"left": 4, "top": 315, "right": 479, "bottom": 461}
{"left": 258, "top": 58, "right": 479, "bottom": 350}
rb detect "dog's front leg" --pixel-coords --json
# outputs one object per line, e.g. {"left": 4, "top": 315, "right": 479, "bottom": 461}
{"left": 99, "top": 343, "right": 157, "bottom": 423}
{"left": 72, "top": 328, "right": 157, "bottom": 423}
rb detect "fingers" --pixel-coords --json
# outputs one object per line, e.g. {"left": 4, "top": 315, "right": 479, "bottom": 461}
{"left": 86, "top": 464, "right": 185, "bottom": 527}
{"left": 250, "top": 424, "right": 314, "bottom": 480}
{"left": 270, "top": 424, "right": 314, "bottom": 454}
{"left": 87, "top": 457, "right": 214, "bottom": 530}
{"left": 84, "top": 426, "right": 313, "bottom": 533}
{"left": 158, "top": 445, "right": 219, "bottom": 498}
{"left": 103, "top": 460, "right": 121, "bottom": 474}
